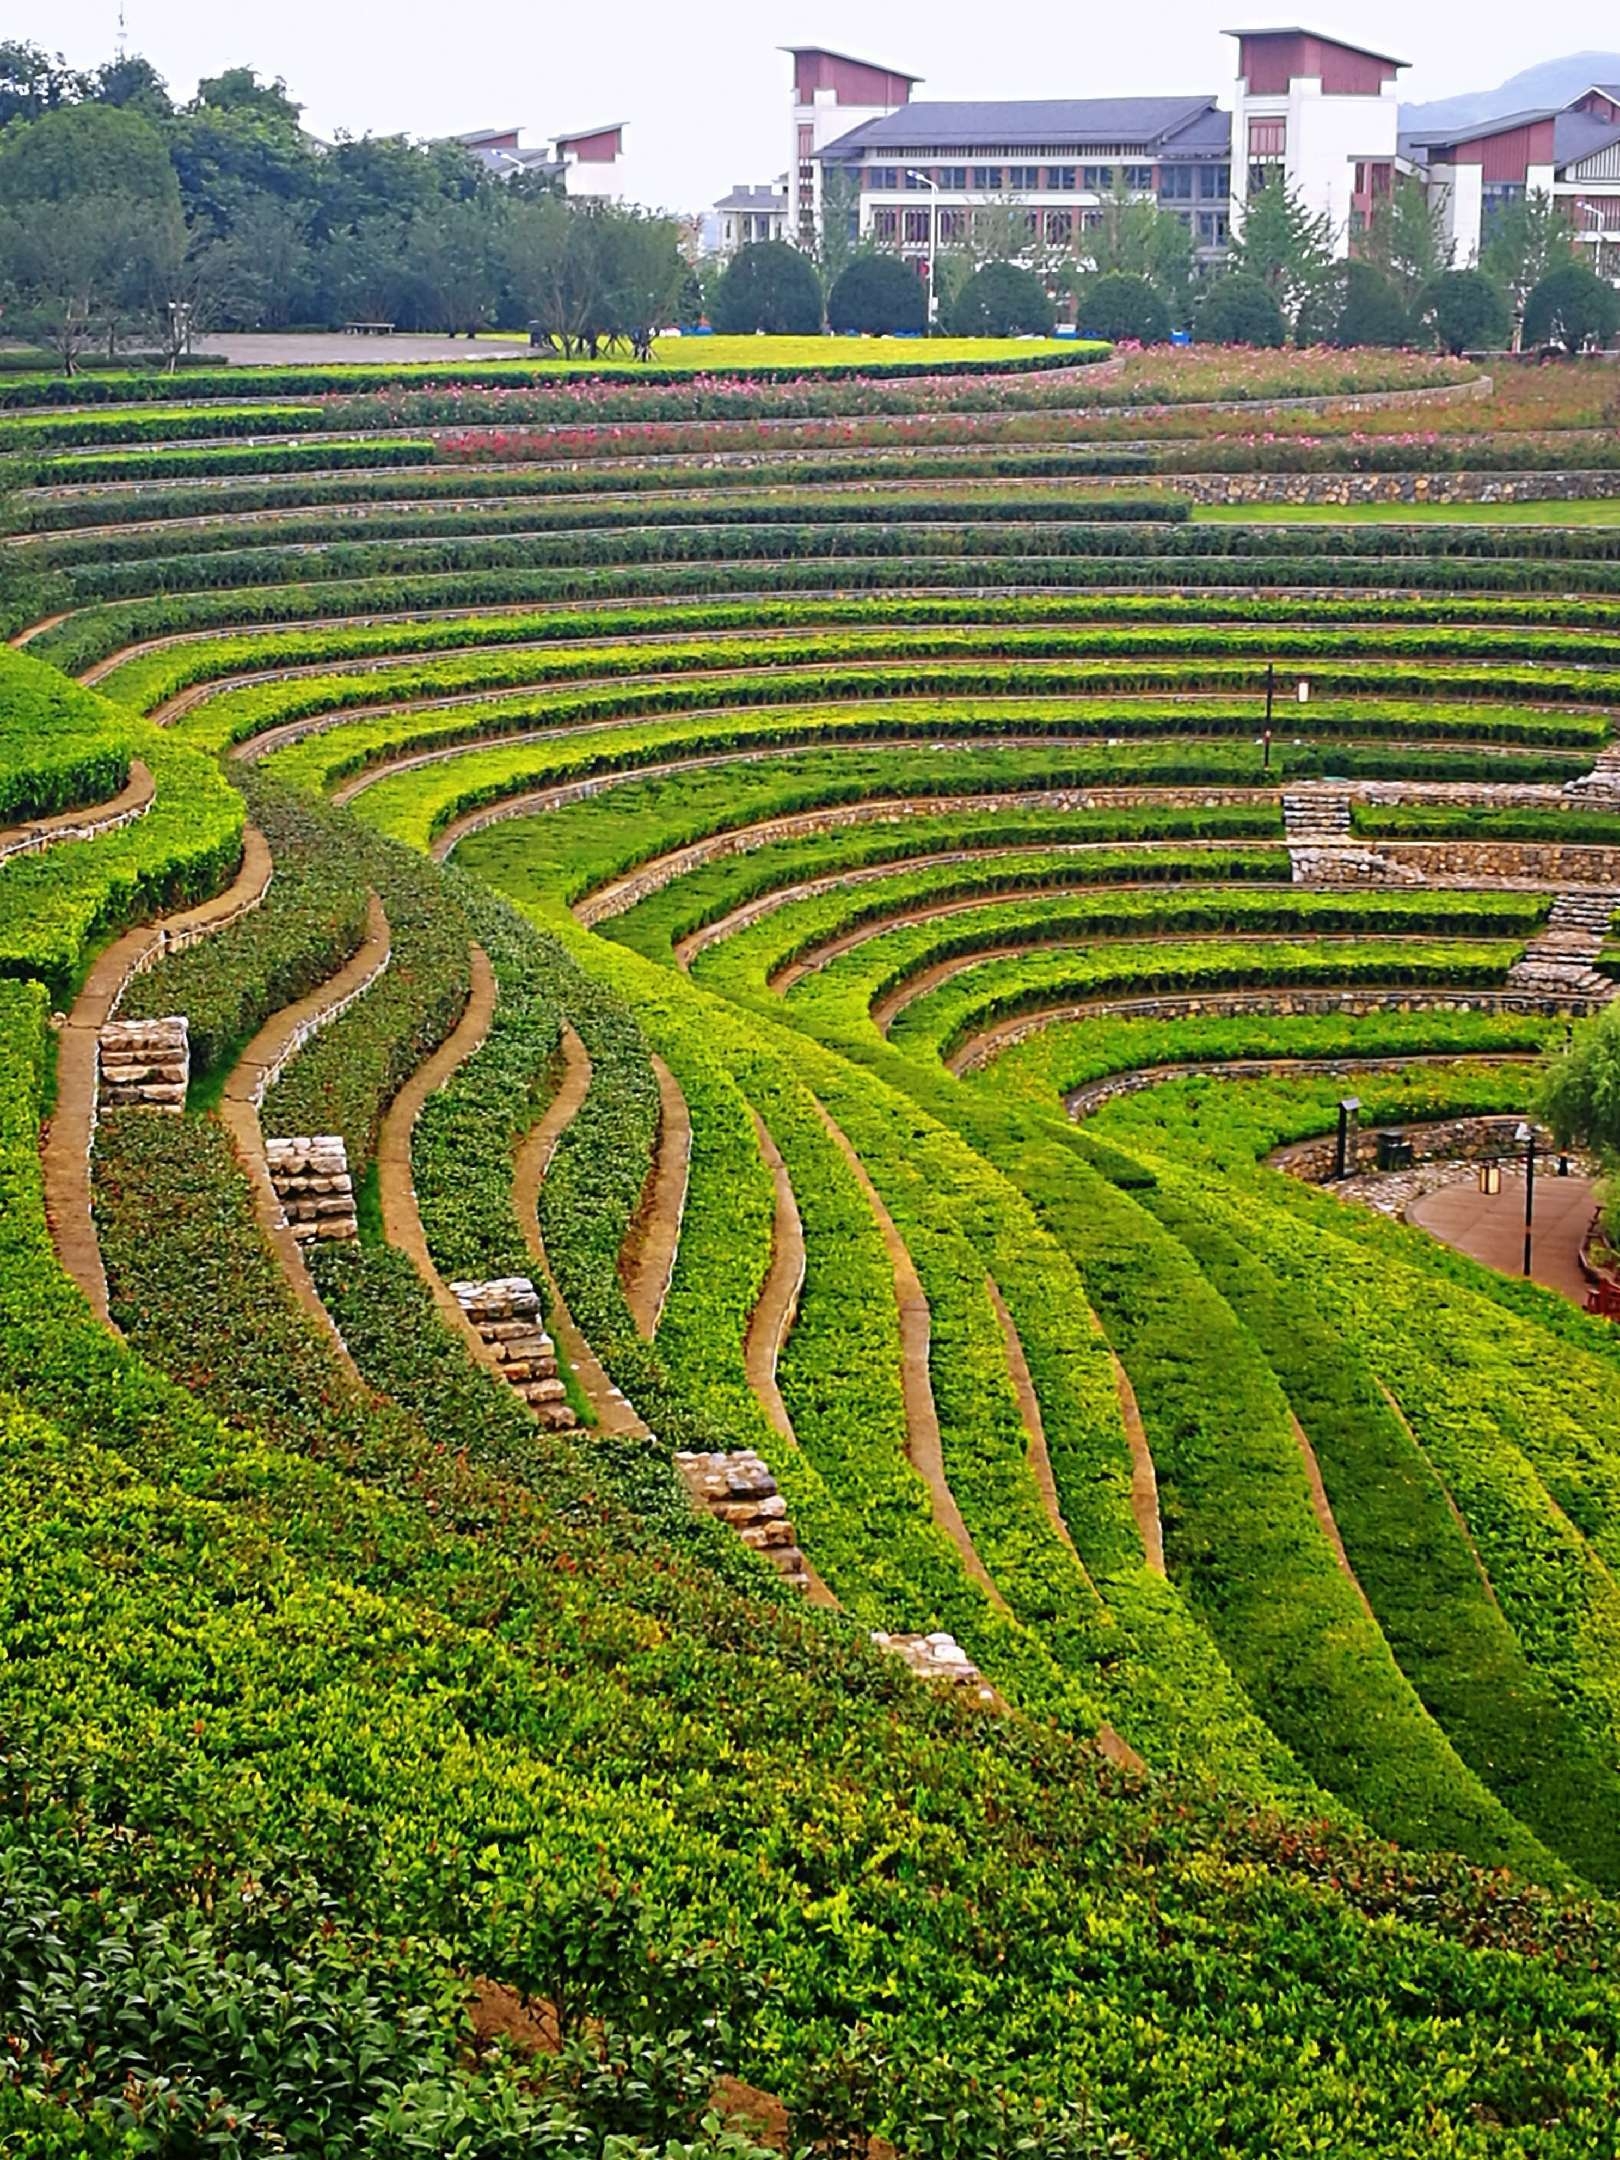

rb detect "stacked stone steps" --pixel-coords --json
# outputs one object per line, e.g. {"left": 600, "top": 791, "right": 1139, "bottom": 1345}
{"left": 1565, "top": 750, "right": 1620, "bottom": 804}
{"left": 870, "top": 1630, "right": 998, "bottom": 1706}
{"left": 1506, "top": 890, "right": 1620, "bottom": 1003}
{"left": 97, "top": 1015, "right": 189, "bottom": 1112}
{"left": 1281, "top": 789, "right": 1353, "bottom": 843}
{"left": 452, "top": 1276, "right": 578, "bottom": 1432}
{"left": 675, "top": 1449, "right": 809, "bottom": 1588}
{"left": 265, "top": 1134, "right": 359, "bottom": 1242}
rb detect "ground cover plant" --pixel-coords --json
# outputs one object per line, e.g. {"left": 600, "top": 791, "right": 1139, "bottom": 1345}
{"left": 10, "top": 343, "right": 1620, "bottom": 2153}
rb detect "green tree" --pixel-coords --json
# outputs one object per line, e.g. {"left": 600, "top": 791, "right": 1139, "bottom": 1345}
{"left": 1417, "top": 267, "right": 1511, "bottom": 356}
{"left": 593, "top": 206, "right": 685, "bottom": 359}
{"left": 827, "top": 252, "right": 926, "bottom": 334}
{"left": 1077, "top": 175, "right": 1196, "bottom": 317}
{"left": 945, "top": 259, "right": 1054, "bottom": 337}
{"left": 1363, "top": 176, "right": 1450, "bottom": 306}
{"left": 0, "top": 192, "right": 150, "bottom": 371}
{"left": 1522, "top": 260, "right": 1620, "bottom": 351}
{"left": 1074, "top": 269, "right": 1170, "bottom": 343}
{"left": 409, "top": 198, "right": 500, "bottom": 335}
{"left": 1480, "top": 189, "right": 1577, "bottom": 335}
{"left": 816, "top": 165, "right": 862, "bottom": 288}
{"left": 711, "top": 240, "right": 823, "bottom": 335}
{"left": 0, "top": 40, "right": 87, "bottom": 125}
{"left": 0, "top": 99, "right": 178, "bottom": 213}
{"left": 1193, "top": 270, "right": 1287, "bottom": 346}
{"left": 1229, "top": 177, "right": 1334, "bottom": 328}
{"left": 1537, "top": 1005, "right": 1620, "bottom": 1213}
{"left": 1297, "top": 259, "right": 1410, "bottom": 346}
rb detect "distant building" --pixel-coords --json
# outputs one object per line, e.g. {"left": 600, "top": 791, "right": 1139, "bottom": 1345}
{"left": 1404, "top": 85, "right": 1620, "bottom": 275}
{"left": 709, "top": 183, "right": 790, "bottom": 256}
{"left": 453, "top": 123, "right": 626, "bottom": 199}
{"left": 792, "top": 28, "right": 1412, "bottom": 291}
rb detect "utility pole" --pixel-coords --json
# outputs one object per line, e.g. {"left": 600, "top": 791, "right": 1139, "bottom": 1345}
{"left": 907, "top": 171, "right": 940, "bottom": 329}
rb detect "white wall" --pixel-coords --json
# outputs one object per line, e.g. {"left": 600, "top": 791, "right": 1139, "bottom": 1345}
{"left": 1427, "top": 160, "right": 1483, "bottom": 265}
{"left": 1231, "top": 67, "right": 1399, "bottom": 258}
{"left": 789, "top": 89, "right": 902, "bottom": 243}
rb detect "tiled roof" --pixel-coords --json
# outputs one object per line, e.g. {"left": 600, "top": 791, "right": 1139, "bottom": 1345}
{"left": 1404, "top": 107, "right": 1559, "bottom": 149}
{"left": 817, "top": 95, "right": 1220, "bottom": 158}
{"left": 1556, "top": 110, "right": 1620, "bottom": 168}
{"left": 1222, "top": 26, "right": 1408, "bottom": 67}
{"left": 714, "top": 187, "right": 788, "bottom": 213}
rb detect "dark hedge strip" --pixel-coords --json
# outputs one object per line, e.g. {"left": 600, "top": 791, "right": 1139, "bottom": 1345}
{"left": 39, "top": 439, "right": 437, "bottom": 485}
{"left": 119, "top": 771, "right": 370, "bottom": 1080}
{"left": 1146, "top": 1174, "right": 1620, "bottom": 1890}
{"left": 261, "top": 813, "right": 471, "bottom": 1178}
{"left": 43, "top": 550, "right": 1620, "bottom": 674}
{"left": 0, "top": 346, "right": 1108, "bottom": 411}
{"left": 412, "top": 874, "right": 563, "bottom": 1286}
{"left": 33, "top": 493, "right": 1190, "bottom": 574}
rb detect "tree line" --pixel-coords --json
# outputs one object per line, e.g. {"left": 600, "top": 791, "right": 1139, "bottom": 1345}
{"left": 0, "top": 43, "right": 688, "bottom": 369}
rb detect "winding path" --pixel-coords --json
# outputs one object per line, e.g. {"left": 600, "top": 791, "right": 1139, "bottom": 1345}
{"left": 42, "top": 824, "right": 273, "bottom": 1327}
{"left": 1289, "top": 1410, "right": 1377, "bottom": 1622}
{"left": 217, "top": 889, "right": 391, "bottom": 1374}
{"left": 986, "top": 1275, "right": 1085, "bottom": 1572}
{"left": 1108, "top": 1350, "right": 1166, "bottom": 1577}
{"left": 619, "top": 1054, "right": 692, "bottom": 1339}
{"left": 742, "top": 1110, "right": 806, "bottom": 1442}
{"left": 511, "top": 1023, "right": 649, "bottom": 1437}
{"left": 813, "top": 1098, "right": 1009, "bottom": 1611}
{"left": 0, "top": 758, "right": 154, "bottom": 867}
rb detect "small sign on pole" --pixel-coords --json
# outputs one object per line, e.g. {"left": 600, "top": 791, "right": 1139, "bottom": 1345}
{"left": 1297, "top": 680, "right": 1310, "bottom": 705}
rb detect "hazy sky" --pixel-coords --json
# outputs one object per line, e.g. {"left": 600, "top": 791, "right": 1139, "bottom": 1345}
{"left": 29, "top": 1, "right": 1620, "bottom": 212}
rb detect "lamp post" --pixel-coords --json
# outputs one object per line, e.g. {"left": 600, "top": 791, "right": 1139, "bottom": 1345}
{"left": 906, "top": 170, "right": 939, "bottom": 329}
{"left": 1515, "top": 1120, "right": 1537, "bottom": 1278}
{"left": 1335, "top": 1097, "right": 1361, "bottom": 1181}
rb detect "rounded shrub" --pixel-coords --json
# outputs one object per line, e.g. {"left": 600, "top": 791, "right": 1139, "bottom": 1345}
{"left": 1076, "top": 272, "right": 1171, "bottom": 345}
{"left": 946, "top": 261, "right": 1055, "bottom": 338}
{"left": 1193, "top": 272, "right": 1287, "bottom": 347}
{"left": 1418, "top": 268, "right": 1511, "bottom": 357}
{"left": 1523, "top": 262, "right": 1620, "bottom": 352}
{"left": 827, "top": 252, "right": 928, "bottom": 335}
{"left": 711, "top": 242, "right": 825, "bottom": 336}
{"left": 1331, "top": 262, "right": 1412, "bottom": 348}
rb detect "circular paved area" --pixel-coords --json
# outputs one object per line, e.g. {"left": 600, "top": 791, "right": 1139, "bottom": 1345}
{"left": 1407, "top": 1170, "right": 1600, "bottom": 1305}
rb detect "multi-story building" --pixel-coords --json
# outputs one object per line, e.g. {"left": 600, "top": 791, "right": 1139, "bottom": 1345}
{"left": 708, "top": 184, "right": 791, "bottom": 257}
{"left": 1404, "top": 87, "right": 1620, "bottom": 275}
{"left": 454, "top": 124, "right": 626, "bottom": 199}
{"left": 794, "top": 28, "right": 1412, "bottom": 285}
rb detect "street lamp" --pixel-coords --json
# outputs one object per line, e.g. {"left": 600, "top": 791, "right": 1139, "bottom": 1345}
{"left": 1515, "top": 1120, "right": 1537, "bottom": 1277}
{"left": 905, "top": 170, "right": 939, "bottom": 329}
{"left": 1335, "top": 1097, "right": 1361, "bottom": 1181}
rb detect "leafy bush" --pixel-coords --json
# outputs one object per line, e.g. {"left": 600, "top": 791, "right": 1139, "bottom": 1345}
{"left": 1420, "top": 269, "right": 1511, "bottom": 357}
{"left": 827, "top": 254, "right": 928, "bottom": 336}
{"left": 946, "top": 262, "right": 1055, "bottom": 339}
{"left": 1076, "top": 273, "right": 1171, "bottom": 346}
{"left": 1523, "top": 262, "right": 1620, "bottom": 352}
{"left": 710, "top": 243, "right": 825, "bottom": 336}
{"left": 1193, "top": 273, "right": 1287, "bottom": 348}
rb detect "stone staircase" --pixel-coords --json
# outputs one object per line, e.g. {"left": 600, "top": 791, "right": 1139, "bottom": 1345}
{"left": 452, "top": 1276, "right": 578, "bottom": 1431}
{"left": 265, "top": 1134, "right": 359, "bottom": 1242}
{"left": 1564, "top": 748, "right": 1620, "bottom": 804}
{"left": 675, "top": 1449, "right": 810, "bottom": 1589}
{"left": 1505, "top": 889, "right": 1620, "bottom": 1002}
{"left": 1281, "top": 787, "right": 1353, "bottom": 843}
{"left": 1282, "top": 786, "right": 1421, "bottom": 886}
{"left": 98, "top": 1015, "right": 189, "bottom": 1112}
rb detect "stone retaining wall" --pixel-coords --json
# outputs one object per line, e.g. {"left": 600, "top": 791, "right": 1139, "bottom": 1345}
{"left": 1381, "top": 841, "right": 1620, "bottom": 883}
{"left": 265, "top": 1135, "right": 358, "bottom": 1243}
{"left": 1064, "top": 1050, "right": 1529, "bottom": 1122}
{"left": 871, "top": 1631, "right": 996, "bottom": 1703}
{"left": 957, "top": 985, "right": 1603, "bottom": 1072}
{"left": 1094, "top": 469, "right": 1620, "bottom": 507}
{"left": 675, "top": 1449, "right": 810, "bottom": 1589}
{"left": 1274, "top": 1113, "right": 1556, "bottom": 1185}
{"left": 97, "top": 1016, "right": 189, "bottom": 1112}
{"left": 451, "top": 1276, "right": 576, "bottom": 1432}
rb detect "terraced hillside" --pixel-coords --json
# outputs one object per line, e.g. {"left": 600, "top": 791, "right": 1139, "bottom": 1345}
{"left": 7, "top": 344, "right": 1620, "bottom": 2156}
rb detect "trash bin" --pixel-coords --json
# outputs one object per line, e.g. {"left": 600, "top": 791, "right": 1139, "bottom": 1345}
{"left": 1375, "top": 1131, "right": 1414, "bottom": 1171}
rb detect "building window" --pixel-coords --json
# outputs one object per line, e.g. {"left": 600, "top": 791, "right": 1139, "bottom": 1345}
{"left": 1248, "top": 118, "right": 1286, "bottom": 158}
{"left": 1123, "top": 164, "right": 1154, "bottom": 189}
{"left": 1160, "top": 165, "right": 1193, "bottom": 200}
{"left": 1051, "top": 166, "right": 1077, "bottom": 190}
{"left": 1008, "top": 165, "right": 1040, "bottom": 190}
{"left": 1197, "top": 210, "right": 1230, "bottom": 246}
{"left": 938, "top": 207, "right": 966, "bottom": 241}
{"left": 1045, "top": 208, "right": 1073, "bottom": 243}
{"left": 871, "top": 208, "right": 898, "bottom": 241}
{"left": 903, "top": 208, "right": 930, "bottom": 243}
{"left": 904, "top": 168, "right": 931, "bottom": 189}
{"left": 940, "top": 166, "right": 968, "bottom": 189}
{"left": 972, "top": 165, "right": 1002, "bottom": 189}
{"left": 1082, "top": 163, "right": 1114, "bottom": 190}
{"left": 868, "top": 165, "right": 900, "bottom": 190}
{"left": 1200, "top": 163, "right": 1230, "bottom": 198}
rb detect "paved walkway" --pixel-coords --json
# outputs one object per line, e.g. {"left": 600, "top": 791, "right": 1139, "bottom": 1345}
{"left": 1407, "top": 1171, "right": 1599, "bottom": 1305}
